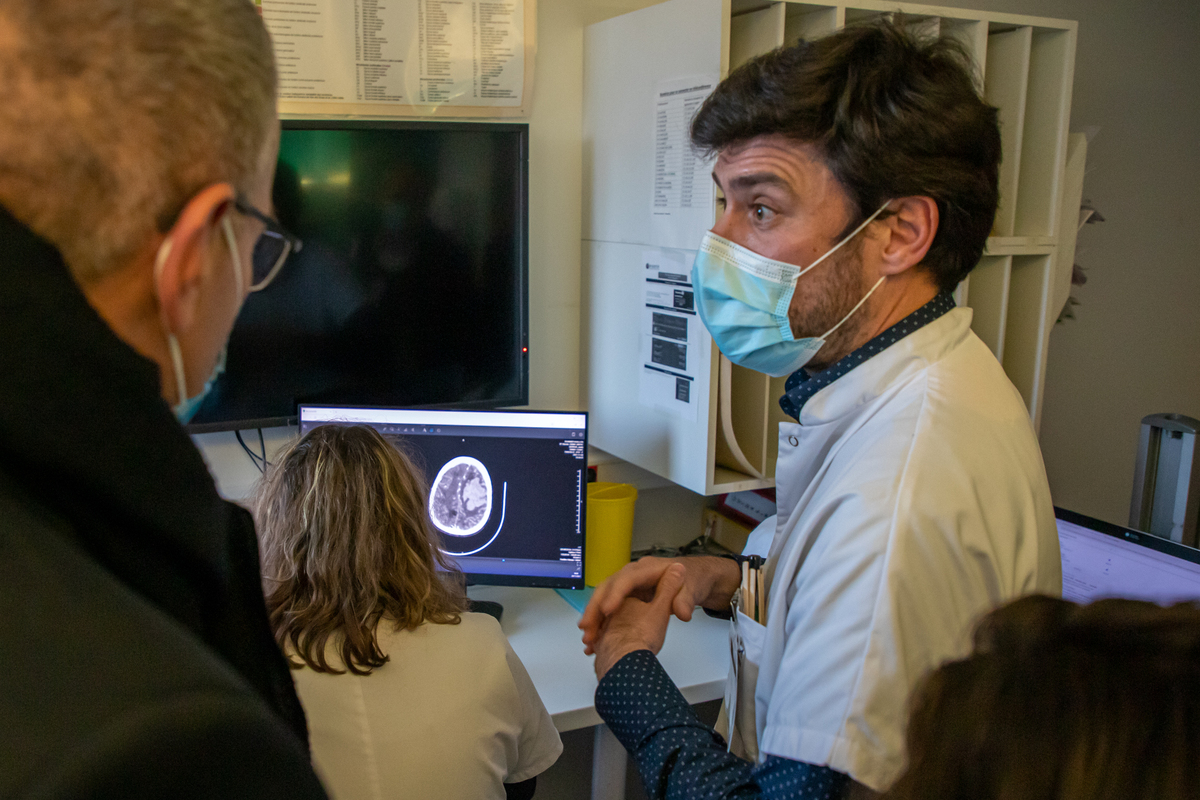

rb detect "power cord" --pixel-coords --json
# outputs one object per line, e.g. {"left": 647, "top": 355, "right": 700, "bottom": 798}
{"left": 631, "top": 532, "right": 735, "bottom": 562}
{"left": 235, "top": 428, "right": 271, "bottom": 474}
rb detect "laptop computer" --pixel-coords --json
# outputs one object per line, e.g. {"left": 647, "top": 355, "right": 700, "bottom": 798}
{"left": 298, "top": 405, "right": 588, "bottom": 590}
{"left": 1056, "top": 507, "right": 1200, "bottom": 604}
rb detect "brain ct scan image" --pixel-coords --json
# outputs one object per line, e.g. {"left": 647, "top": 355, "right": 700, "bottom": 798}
{"left": 429, "top": 456, "right": 493, "bottom": 536}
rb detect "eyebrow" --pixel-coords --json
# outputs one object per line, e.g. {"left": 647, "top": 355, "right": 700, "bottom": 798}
{"left": 713, "top": 171, "right": 791, "bottom": 193}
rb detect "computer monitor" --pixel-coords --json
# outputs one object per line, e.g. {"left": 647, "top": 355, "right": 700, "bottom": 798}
{"left": 187, "top": 121, "right": 529, "bottom": 432}
{"left": 299, "top": 406, "right": 586, "bottom": 589}
{"left": 1056, "top": 507, "right": 1200, "bottom": 604}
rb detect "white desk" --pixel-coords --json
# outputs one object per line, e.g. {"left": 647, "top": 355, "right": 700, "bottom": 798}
{"left": 467, "top": 585, "right": 730, "bottom": 800}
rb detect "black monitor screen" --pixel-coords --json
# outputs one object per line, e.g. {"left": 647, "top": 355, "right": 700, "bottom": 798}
{"left": 299, "top": 406, "right": 587, "bottom": 590}
{"left": 189, "top": 121, "right": 529, "bottom": 432}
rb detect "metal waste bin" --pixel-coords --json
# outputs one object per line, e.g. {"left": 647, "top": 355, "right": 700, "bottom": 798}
{"left": 1130, "top": 413, "right": 1200, "bottom": 548}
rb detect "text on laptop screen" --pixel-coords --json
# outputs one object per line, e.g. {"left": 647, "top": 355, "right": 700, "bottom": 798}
{"left": 299, "top": 406, "right": 587, "bottom": 589}
{"left": 1057, "top": 513, "right": 1200, "bottom": 604}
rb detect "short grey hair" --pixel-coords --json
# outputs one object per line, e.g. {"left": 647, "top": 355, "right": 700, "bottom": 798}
{"left": 0, "top": 0, "right": 276, "bottom": 281}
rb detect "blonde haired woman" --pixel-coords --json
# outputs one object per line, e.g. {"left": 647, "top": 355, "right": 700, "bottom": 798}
{"left": 255, "top": 424, "right": 561, "bottom": 799}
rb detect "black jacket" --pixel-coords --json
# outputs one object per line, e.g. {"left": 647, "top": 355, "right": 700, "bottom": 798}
{"left": 0, "top": 205, "right": 326, "bottom": 798}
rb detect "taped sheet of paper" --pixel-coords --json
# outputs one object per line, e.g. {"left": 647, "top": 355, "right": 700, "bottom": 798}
{"left": 261, "top": 0, "right": 532, "bottom": 117}
{"left": 639, "top": 249, "right": 701, "bottom": 422}
{"left": 650, "top": 75, "right": 719, "bottom": 250}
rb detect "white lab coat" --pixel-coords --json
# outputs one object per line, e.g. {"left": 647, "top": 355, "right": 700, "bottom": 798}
{"left": 750, "top": 308, "right": 1061, "bottom": 791}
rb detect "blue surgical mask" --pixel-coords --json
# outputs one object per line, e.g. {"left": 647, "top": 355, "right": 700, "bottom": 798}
{"left": 156, "top": 216, "right": 244, "bottom": 423}
{"left": 691, "top": 201, "right": 891, "bottom": 377}
{"left": 169, "top": 344, "right": 226, "bottom": 423}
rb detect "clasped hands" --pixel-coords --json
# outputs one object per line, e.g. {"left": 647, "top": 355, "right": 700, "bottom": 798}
{"left": 578, "top": 555, "right": 741, "bottom": 680}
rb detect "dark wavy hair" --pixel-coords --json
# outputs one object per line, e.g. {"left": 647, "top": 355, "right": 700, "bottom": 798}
{"left": 254, "top": 425, "right": 467, "bottom": 676}
{"left": 886, "top": 594, "right": 1200, "bottom": 800}
{"left": 691, "top": 18, "right": 1000, "bottom": 291}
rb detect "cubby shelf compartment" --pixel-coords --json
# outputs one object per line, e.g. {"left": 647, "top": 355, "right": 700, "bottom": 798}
{"left": 584, "top": 0, "right": 1077, "bottom": 494}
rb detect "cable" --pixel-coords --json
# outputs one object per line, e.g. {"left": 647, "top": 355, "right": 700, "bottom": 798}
{"left": 235, "top": 429, "right": 271, "bottom": 474}
{"left": 257, "top": 428, "right": 271, "bottom": 469}
{"left": 234, "top": 430, "right": 263, "bottom": 473}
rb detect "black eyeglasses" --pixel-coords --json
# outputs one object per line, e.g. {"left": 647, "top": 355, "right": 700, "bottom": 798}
{"left": 233, "top": 196, "right": 303, "bottom": 292}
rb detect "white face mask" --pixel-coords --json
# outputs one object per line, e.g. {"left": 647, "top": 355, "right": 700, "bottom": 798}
{"left": 691, "top": 200, "right": 891, "bottom": 377}
{"left": 154, "top": 215, "right": 244, "bottom": 423}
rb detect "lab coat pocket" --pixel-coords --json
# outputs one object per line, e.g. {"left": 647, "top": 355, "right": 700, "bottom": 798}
{"left": 716, "top": 610, "right": 766, "bottom": 763}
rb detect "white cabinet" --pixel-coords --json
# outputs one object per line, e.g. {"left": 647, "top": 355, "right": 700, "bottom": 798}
{"left": 583, "top": 0, "right": 1078, "bottom": 495}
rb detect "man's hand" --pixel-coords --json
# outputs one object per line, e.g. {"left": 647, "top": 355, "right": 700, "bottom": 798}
{"left": 580, "top": 555, "right": 741, "bottom": 655}
{"left": 590, "top": 563, "right": 686, "bottom": 680}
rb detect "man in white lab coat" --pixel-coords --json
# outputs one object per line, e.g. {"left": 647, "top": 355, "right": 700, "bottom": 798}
{"left": 579, "top": 18, "right": 1061, "bottom": 800}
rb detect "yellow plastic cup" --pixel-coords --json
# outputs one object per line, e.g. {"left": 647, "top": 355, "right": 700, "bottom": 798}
{"left": 585, "top": 482, "right": 639, "bottom": 587}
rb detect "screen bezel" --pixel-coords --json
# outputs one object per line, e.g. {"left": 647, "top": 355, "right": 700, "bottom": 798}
{"left": 1055, "top": 506, "right": 1200, "bottom": 566}
{"left": 186, "top": 119, "right": 530, "bottom": 433}
{"left": 298, "top": 404, "right": 587, "bottom": 590}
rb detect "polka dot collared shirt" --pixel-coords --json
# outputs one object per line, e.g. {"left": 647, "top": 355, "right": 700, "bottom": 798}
{"left": 595, "top": 649, "right": 850, "bottom": 800}
{"left": 779, "top": 290, "right": 957, "bottom": 421}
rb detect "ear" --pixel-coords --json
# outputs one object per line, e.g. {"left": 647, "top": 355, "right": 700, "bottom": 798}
{"left": 154, "top": 182, "right": 237, "bottom": 335}
{"left": 875, "top": 196, "right": 938, "bottom": 276}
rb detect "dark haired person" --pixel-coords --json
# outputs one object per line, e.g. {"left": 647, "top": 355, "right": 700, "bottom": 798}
{"left": 0, "top": 1, "right": 324, "bottom": 796}
{"left": 255, "top": 425, "right": 562, "bottom": 800}
{"left": 580, "top": 20, "right": 1060, "bottom": 799}
{"left": 887, "top": 594, "right": 1200, "bottom": 800}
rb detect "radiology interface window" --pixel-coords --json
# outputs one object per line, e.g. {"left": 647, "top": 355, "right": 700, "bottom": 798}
{"left": 299, "top": 406, "right": 587, "bottom": 588}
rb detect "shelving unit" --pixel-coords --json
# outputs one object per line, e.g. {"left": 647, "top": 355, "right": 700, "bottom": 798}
{"left": 584, "top": 0, "right": 1079, "bottom": 495}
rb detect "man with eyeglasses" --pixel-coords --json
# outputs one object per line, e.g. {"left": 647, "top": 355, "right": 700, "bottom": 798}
{"left": 0, "top": 1, "right": 324, "bottom": 797}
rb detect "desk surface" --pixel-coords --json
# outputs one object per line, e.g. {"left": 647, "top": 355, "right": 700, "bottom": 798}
{"left": 469, "top": 585, "right": 730, "bottom": 732}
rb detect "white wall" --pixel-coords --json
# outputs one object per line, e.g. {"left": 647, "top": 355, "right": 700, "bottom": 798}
{"left": 956, "top": 0, "right": 1200, "bottom": 526}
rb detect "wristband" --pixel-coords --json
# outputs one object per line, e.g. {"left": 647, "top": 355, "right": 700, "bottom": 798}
{"left": 703, "top": 553, "right": 763, "bottom": 619}
{"left": 700, "top": 554, "right": 768, "bottom": 623}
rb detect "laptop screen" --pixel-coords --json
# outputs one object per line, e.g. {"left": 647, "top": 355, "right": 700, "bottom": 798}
{"left": 1056, "top": 507, "right": 1200, "bottom": 604}
{"left": 299, "top": 406, "right": 587, "bottom": 589}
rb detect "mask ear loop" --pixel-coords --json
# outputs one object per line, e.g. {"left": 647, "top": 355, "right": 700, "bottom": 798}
{"left": 819, "top": 275, "right": 887, "bottom": 340}
{"left": 793, "top": 200, "right": 894, "bottom": 282}
{"left": 153, "top": 237, "right": 190, "bottom": 406}
{"left": 809, "top": 200, "right": 894, "bottom": 340}
{"left": 221, "top": 214, "right": 245, "bottom": 294}
{"left": 155, "top": 213, "right": 243, "bottom": 408}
